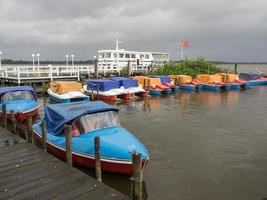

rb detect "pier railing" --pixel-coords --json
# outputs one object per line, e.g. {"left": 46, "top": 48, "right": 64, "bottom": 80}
{"left": 0, "top": 65, "right": 94, "bottom": 84}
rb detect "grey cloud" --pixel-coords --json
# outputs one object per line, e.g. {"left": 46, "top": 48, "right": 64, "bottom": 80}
{"left": 0, "top": 0, "right": 266, "bottom": 62}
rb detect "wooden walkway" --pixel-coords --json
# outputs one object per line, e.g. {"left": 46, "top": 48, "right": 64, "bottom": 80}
{"left": 0, "top": 128, "right": 130, "bottom": 200}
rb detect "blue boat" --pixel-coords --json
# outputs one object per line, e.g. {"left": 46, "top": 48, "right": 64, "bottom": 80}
{"left": 239, "top": 73, "right": 267, "bottom": 86}
{"left": 0, "top": 86, "right": 39, "bottom": 121}
{"left": 32, "top": 101, "right": 149, "bottom": 175}
{"left": 84, "top": 80, "right": 130, "bottom": 101}
{"left": 109, "top": 77, "right": 148, "bottom": 97}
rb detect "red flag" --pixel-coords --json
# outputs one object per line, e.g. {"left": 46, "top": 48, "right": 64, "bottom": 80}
{"left": 181, "top": 40, "right": 189, "bottom": 48}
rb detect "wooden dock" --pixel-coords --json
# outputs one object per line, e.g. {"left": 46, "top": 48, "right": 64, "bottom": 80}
{"left": 0, "top": 128, "right": 130, "bottom": 200}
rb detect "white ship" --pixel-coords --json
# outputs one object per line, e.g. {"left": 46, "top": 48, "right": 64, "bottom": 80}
{"left": 97, "top": 40, "right": 170, "bottom": 73}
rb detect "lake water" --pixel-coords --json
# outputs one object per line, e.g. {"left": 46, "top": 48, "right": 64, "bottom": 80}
{"left": 38, "top": 65, "right": 267, "bottom": 200}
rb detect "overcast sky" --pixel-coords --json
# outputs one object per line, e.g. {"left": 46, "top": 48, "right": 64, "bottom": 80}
{"left": 0, "top": 0, "right": 266, "bottom": 62}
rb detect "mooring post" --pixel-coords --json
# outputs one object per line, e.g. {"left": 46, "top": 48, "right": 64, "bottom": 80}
{"left": 10, "top": 110, "right": 17, "bottom": 134}
{"left": 94, "top": 58, "right": 98, "bottom": 78}
{"left": 65, "top": 125, "right": 72, "bottom": 167}
{"left": 148, "top": 79, "right": 151, "bottom": 93}
{"left": 131, "top": 152, "right": 143, "bottom": 200}
{"left": 41, "top": 120, "right": 47, "bottom": 151}
{"left": 234, "top": 64, "right": 238, "bottom": 74}
{"left": 94, "top": 136, "right": 102, "bottom": 182}
{"left": 143, "top": 79, "right": 146, "bottom": 90}
{"left": 2, "top": 103, "right": 7, "bottom": 129}
{"left": 96, "top": 84, "right": 100, "bottom": 100}
{"left": 175, "top": 76, "right": 179, "bottom": 86}
{"left": 128, "top": 60, "right": 131, "bottom": 76}
{"left": 91, "top": 86, "right": 95, "bottom": 101}
{"left": 42, "top": 82, "right": 47, "bottom": 104}
{"left": 26, "top": 115, "right": 33, "bottom": 144}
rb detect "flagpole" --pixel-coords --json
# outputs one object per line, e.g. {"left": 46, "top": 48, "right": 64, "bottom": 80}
{"left": 181, "top": 43, "right": 183, "bottom": 60}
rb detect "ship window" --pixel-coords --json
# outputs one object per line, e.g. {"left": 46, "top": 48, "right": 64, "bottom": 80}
{"left": 131, "top": 54, "right": 136, "bottom": 58}
{"left": 1, "top": 91, "right": 35, "bottom": 102}
{"left": 70, "top": 111, "right": 120, "bottom": 136}
{"left": 113, "top": 53, "right": 118, "bottom": 58}
{"left": 125, "top": 54, "right": 130, "bottom": 58}
{"left": 145, "top": 55, "right": 149, "bottom": 59}
{"left": 119, "top": 54, "right": 124, "bottom": 58}
{"left": 106, "top": 53, "right": 111, "bottom": 58}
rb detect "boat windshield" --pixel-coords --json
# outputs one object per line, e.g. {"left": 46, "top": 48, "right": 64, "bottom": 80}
{"left": 70, "top": 111, "right": 120, "bottom": 136}
{"left": 1, "top": 91, "right": 35, "bottom": 102}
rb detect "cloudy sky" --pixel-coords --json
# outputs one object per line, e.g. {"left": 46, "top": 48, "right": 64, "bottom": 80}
{"left": 0, "top": 0, "right": 266, "bottom": 62}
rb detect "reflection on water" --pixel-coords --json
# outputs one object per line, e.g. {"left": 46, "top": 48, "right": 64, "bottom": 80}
{"left": 38, "top": 86, "right": 267, "bottom": 200}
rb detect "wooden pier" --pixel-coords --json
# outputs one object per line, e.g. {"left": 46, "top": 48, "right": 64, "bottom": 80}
{"left": 0, "top": 127, "right": 130, "bottom": 200}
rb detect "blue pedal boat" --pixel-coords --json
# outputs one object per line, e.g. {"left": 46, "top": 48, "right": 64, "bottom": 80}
{"left": 239, "top": 73, "right": 267, "bottom": 86}
{"left": 0, "top": 86, "right": 39, "bottom": 122}
{"left": 109, "top": 77, "right": 148, "bottom": 98}
{"left": 32, "top": 101, "right": 149, "bottom": 175}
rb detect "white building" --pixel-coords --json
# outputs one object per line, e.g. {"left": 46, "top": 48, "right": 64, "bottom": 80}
{"left": 97, "top": 41, "right": 170, "bottom": 73}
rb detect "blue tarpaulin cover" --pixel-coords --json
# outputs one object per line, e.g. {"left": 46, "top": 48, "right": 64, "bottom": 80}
{"left": 87, "top": 80, "right": 120, "bottom": 91}
{"left": 239, "top": 73, "right": 261, "bottom": 81}
{"left": 0, "top": 86, "right": 37, "bottom": 100}
{"left": 150, "top": 76, "right": 171, "bottom": 83}
{"left": 45, "top": 101, "right": 119, "bottom": 135}
{"left": 110, "top": 77, "right": 138, "bottom": 88}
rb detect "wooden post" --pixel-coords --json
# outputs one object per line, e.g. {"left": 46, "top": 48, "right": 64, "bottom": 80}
{"left": 2, "top": 104, "right": 7, "bottom": 129}
{"left": 94, "top": 59, "right": 98, "bottom": 78}
{"left": 91, "top": 86, "right": 95, "bottom": 101}
{"left": 148, "top": 79, "right": 150, "bottom": 92}
{"left": 143, "top": 79, "right": 146, "bottom": 90}
{"left": 26, "top": 115, "right": 33, "bottom": 144}
{"left": 128, "top": 60, "right": 131, "bottom": 76}
{"left": 234, "top": 64, "right": 238, "bottom": 74}
{"left": 10, "top": 110, "right": 17, "bottom": 134}
{"left": 96, "top": 84, "right": 100, "bottom": 100}
{"left": 131, "top": 152, "right": 143, "bottom": 200}
{"left": 94, "top": 136, "right": 102, "bottom": 182}
{"left": 41, "top": 120, "right": 47, "bottom": 151}
{"left": 65, "top": 125, "right": 72, "bottom": 167}
{"left": 42, "top": 82, "right": 47, "bottom": 104}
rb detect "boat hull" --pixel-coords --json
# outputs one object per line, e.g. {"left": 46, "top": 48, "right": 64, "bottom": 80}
{"left": 245, "top": 80, "right": 267, "bottom": 86}
{"left": 180, "top": 84, "right": 197, "bottom": 91}
{"left": 149, "top": 89, "right": 162, "bottom": 95}
{"left": 33, "top": 131, "right": 147, "bottom": 175}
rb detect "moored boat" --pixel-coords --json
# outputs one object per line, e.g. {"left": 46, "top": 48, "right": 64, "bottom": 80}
{"left": 32, "top": 101, "right": 149, "bottom": 175}
{"left": 0, "top": 86, "right": 39, "bottom": 121}
{"left": 216, "top": 73, "right": 246, "bottom": 90}
{"left": 150, "top": 76, "right": 179, "bottom": 91}
{"left": 48, "top": 81, "right": 89, "bottom": 103}
{"left": 134, "top": 76, "right": 171, "bottom": 95}
{"left": 84, "top": 80, "right": 130, "bottom": 101}
{"left": 109, "top": 77, "right": 148, "bottom": 98}
{"left": 195, "top": 74, "right": 230, "bottom": 91}
{"left": 170, "top": 75, "right": 200, "bottom": 91}
{"left": 239, "top": 73, "right": 267, "bottom": 86}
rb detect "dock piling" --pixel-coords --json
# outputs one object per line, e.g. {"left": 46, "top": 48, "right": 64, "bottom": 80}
{"left": 94, "top": 136, "right": 102, "bottom": 182}
{"left": 2, "top": 104, "right": 7, "bottom": 129}
{"left": 26, "top": 115, "right": 33, "bottom": 144}
{"left": 131, "top": 152, "right": 143, "bottom": 200}
{"left": 65, "top": 125, "right": 73, "bottom": 167}
{"left": 42, "top": 82, "right": 47, "bottom": 104}
{"left": 91, "top": 86, "right": 95, "bottom": 101}
{"left": 234, "top": 64, "right": 238, "bottom": 74}
{"left": 96, "top": 84, "right": 100, "bottom": 100}
{"left": 10, "top": 110, "right": 17, "bottom": 134}
{"left": 148, "top": 79, "right": 151, "bottom": 93}
{"left": 41, "top": 119, "right": 47, "bottom": 151}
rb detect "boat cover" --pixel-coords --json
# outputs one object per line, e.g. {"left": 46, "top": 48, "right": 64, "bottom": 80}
{"left": 0, "top": 86, "right": 37, "bottom": 100}
{"left": 196, "top": 74, "right": 221, "bottom": 83}
{"left": 109, "top": 77, "right": 138, "bottom": 88}
{"left": 178, "top": 75, "right": 192, "bottom": 84}
{"left": 150, "top": 76, "right": 171, "bottom": 83}
{"left": 134, "top": 76, "right": 161, "bottom": 87}
{"left": 45, "top": 101, "right": 119, "bottom": 135}
{"left": 50, "top": 81, "right": 82, "bottom": 94}
{"left": 239, "top": 73, "right": 261, "bottom": 81}
{"left": 87, "top": 80, "right": 120, "bottom": 92}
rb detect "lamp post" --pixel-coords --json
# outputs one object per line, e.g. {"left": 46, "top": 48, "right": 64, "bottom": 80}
{"left": 36, "top": 53, "right": 40, "bottom": 66}
{"left": 93, "top": 55, "right": 98, "bottom": 78}
{"left": 71, "top": 54, "right": 74, "bottom": 66}
{"left": 32, "top": 54, "right": 35, "bottom": 66}
{"left": 65, "top": 54, "right": 69, "bottom": 66}
{"left": 0, "top": 51, "right": 2, "bottom": 67}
